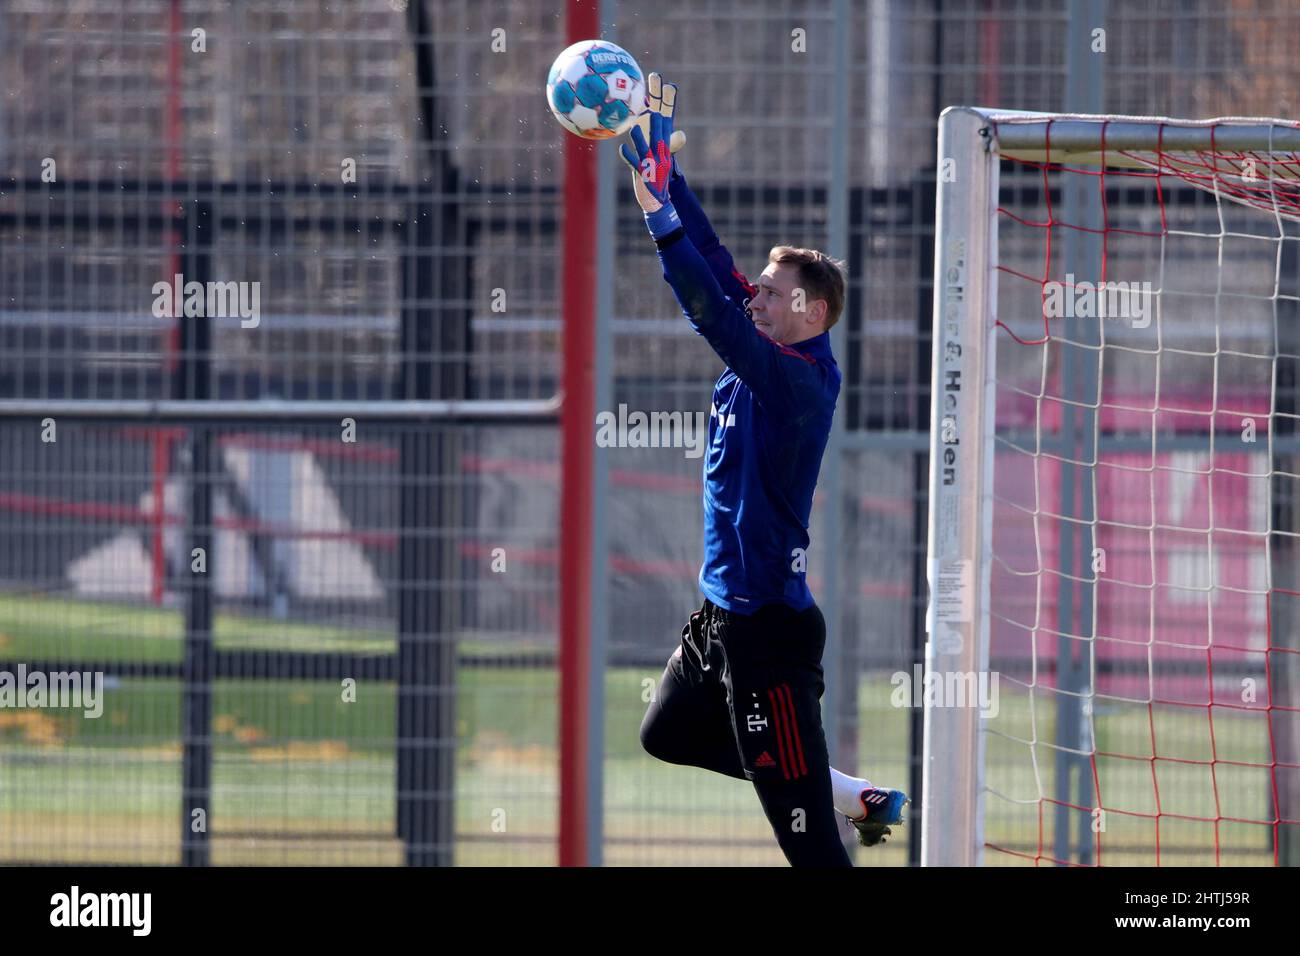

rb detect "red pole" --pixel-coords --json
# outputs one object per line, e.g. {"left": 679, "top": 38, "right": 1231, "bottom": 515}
{"left": 558, "top": 0, "right": 600, "bottom": 867}
{"left": 979, "top": 15, "right": 1001, "bottom": 107}
{"left": 152, "top": 0, "right": 183, "bottom": 605}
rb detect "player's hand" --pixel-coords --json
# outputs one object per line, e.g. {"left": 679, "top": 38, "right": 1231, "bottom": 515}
{"left": 620, "top": 72, "right": 686, "bottom": 193}
{"left": 621, "top": 72, "right": 682, "bottom": 216}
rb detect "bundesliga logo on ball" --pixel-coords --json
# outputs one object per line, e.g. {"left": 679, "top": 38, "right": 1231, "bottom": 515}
{"left": 545, "top": 39, "right": 646, "bottom": 140}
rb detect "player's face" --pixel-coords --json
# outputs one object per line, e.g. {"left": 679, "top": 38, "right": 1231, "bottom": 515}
{"left": 747, "top": 263, "right": 823, "bottom": 345}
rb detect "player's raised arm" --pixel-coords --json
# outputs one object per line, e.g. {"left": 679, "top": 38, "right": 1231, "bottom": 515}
{"left": 658, "top": 238, "right": 822, "bottom": 412}
{"left": 622, "top": 91, "right": 824, "bottom": 411}
{"left": 621, "top": 74, "right": 757, "bottom": 307}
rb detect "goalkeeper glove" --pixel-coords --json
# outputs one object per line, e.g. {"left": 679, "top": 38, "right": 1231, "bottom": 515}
{"left": 620, "top": 72, "right": 687, "bottom": 179}
{"left": 620, "top": 73, "right": 685, "bottom": 239}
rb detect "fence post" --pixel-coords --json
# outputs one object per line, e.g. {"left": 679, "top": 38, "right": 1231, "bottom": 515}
{"left": 179, "top": 199, "right": 214, "bottom": 866}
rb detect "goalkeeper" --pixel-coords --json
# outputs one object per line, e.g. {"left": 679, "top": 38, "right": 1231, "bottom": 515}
{"left": 626, "top": 74, "right": 907, "bottom": 867}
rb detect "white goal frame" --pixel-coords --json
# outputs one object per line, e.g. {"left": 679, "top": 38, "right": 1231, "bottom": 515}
{"left": 922, "top": 106, "right": 1300, "bottom": 867}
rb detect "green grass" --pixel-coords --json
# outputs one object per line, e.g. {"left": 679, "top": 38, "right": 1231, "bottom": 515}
{"left": 0, "top": 591, "right": 392, "bottom": 661}
{"left": 0, "top": 592, "right": 1280, "bottom": 866}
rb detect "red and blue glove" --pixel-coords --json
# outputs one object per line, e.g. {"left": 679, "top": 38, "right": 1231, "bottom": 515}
{"left": 621, "top": 73, "right": 685, "bottom": 240}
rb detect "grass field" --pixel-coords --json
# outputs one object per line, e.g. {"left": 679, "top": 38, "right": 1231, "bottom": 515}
{"left": 0, "top": 592, "right": 1279, "bottom": 866}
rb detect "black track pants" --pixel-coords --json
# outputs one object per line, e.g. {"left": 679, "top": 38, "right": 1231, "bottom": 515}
{"left": 639, "top": 598, "right": 852, "bottom": 867}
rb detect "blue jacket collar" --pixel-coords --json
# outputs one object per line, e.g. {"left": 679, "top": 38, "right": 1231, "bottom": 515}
{"left": 789, "top": 330, "right": 834, "bottom": 361}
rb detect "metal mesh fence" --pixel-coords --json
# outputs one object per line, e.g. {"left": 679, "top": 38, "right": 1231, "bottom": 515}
{"left": 3, "top": 0, "right": 1300, "bottom": 865}
{"left": 0, "top": 419, "right": 561, "bottom": 864}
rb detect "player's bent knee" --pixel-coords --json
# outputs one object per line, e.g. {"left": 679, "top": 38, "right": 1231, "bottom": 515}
{"left": 639, "top": 703, "right": 694, "bottom": 765}
{"left": 638, "top": 709, "right": 670, "bottom": 761}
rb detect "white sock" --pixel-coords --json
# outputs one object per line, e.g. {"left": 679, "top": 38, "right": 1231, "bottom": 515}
{"left": 830, "top": 767, "right": 873, "bottom": 819}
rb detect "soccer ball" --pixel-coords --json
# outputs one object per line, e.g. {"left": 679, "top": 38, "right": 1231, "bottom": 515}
{"left": 545, "top": 40, "right": 646, "bottom": 140}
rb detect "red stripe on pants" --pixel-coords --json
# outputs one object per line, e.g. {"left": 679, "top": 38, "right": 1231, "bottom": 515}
{"left": 776, "top": 684, "right": 808, "bottom": 778}
{"left": 767, "top": 688, "right": 792, "bottom": 780}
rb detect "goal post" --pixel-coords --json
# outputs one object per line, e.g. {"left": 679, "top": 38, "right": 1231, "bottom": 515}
{"left": 924, "top": 107, "right": 1001, "bottom": 867}
{"left": 924, "top": 107, "right": 1300, "bottom": 867}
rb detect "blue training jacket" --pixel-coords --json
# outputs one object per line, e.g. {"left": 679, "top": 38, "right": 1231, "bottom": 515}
{"left": 654, "top": 171, "right": 841, "bottom": 614}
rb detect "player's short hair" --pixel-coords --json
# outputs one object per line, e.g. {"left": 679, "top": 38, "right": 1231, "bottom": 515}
{"left": 768, "top": 246, "right": 847, "bottom": 331}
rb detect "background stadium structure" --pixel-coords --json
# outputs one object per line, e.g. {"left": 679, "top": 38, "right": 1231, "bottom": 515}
{"left": 1, "top": 0, "right": 1299, "bottom": 865}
